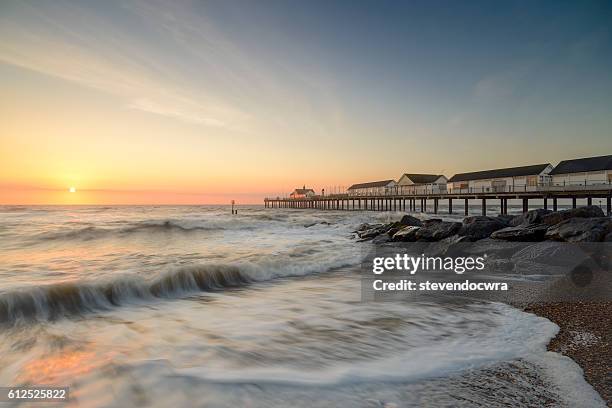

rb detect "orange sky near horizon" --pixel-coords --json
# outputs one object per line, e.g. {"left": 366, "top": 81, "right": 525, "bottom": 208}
{"left": 0, "top": 187, "right": 267, "bottom": 206}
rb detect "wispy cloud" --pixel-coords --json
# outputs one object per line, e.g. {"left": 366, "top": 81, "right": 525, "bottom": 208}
{"left": 0, "top": 0, "right": 347, "bottom": 137}
{"left": 0, "top": 0, "right": 252, "bottom": 130}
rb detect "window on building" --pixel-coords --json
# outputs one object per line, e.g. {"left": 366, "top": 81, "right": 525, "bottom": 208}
{"left": 527, "top": 176, "right": 537, "bottom": 186}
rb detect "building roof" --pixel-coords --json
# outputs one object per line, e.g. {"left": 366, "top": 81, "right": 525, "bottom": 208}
{"left": 292, "top": 188, "right": 315, "bottom": 194}
{"left": 549, "top": 155, "right": 612, "bottom": 175}
{"left": 347, "top": 180, "right": 395, "bottom": 190}
{"left": 400, "top": 173, "right": 445, "bottom": 184}
{"left": 448, "top": 164, "right": 551, "bottom": 182}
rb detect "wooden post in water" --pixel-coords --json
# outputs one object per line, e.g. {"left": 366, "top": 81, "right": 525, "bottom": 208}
{"left": 543, "top": 198, "right": 548, "bottom": 210}
{"left": 482, "top": 198, "right": 486, "bottom": 216}
{"left": 587, "top": 197, "right": 592, "bottom": 206}
{"left": 572, "top": 197, "right": 576, "bottom": 209}
{"left": 231, "top": 200, "right": 236, "bottom": 215}
{"left": 607, "top": 196, "right": 611, "bottom": 216}
{"left": 464, "top": 198, "right": 469, "bottom": 216}
{"left": 448, "top": 198, "right": 453, "bottom": 214}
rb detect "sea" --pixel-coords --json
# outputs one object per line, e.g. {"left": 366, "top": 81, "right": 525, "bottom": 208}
{"left": 0, "top": 205, "right": 606, "bottom": 407}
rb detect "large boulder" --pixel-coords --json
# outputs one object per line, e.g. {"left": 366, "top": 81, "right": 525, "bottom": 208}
{"left": 509, "top": 208, "right": 552, "bottom": 226}
{"left": 491, "top": 224, "right": 549, "bottom": 242}
{"left": 415, "top": 221, "right": 462, "bottom": 242}
{"left": 545, "top": 217, "right": 611, "bottom": 242}
{"left": 458, "top": 216, "right": 508, "bottom": 241}
{"left": 392, "top": 226, "right": 421, "bottom": 242}
{"left": 541, "top": 206, "right": 605, "bottom": 226}
{"left": 399, "top": 215, "right": 423, "bottom": 227}
{"left": 496, "top": 214, "right": 515, "bottom": 225}
{"left": 357, "top": 224, "right": 387, "bottom": 239}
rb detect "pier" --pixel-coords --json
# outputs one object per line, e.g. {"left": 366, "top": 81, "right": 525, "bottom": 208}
{"left": 265, "top": 185, "right": 612, "bottom": 216}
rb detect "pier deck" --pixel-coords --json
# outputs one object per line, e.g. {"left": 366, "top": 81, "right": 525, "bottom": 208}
{"left": 264, "top": 185, "right": 612, "bottom": 216}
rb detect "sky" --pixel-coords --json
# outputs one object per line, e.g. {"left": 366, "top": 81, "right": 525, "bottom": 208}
{"left": 1, "top": 0, "right": 611, "bottom": 204}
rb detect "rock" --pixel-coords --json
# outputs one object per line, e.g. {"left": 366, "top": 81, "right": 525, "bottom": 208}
{"left": 415, "top": 221, "right": 461, "bottom": 242}
{"left": 387, "top": 227, "right": 402, "bottom": 237}
{"left": 372, "top": 234, "right": 392, "bottom": 244}
{"left": 392, "top": 226, "right": 421, "bottom": 242}
{"left": 458, "top": 216, "right": 508, "bottom": 241}
{"left": 491, "top": 224, "right": 549, "bottom": 242}
{"left": 496, "top": 214, "right": 515, "bottom": 225}
{"left": 422, "top": 218, "right": 443, "bottom": 226}
{"left": 355, "top": 223, "right": 369, "bottom": 231}
{"left": 358, "top": 226, "right": 385, "bottom": 239}
{"left": 545, "top": 217, "right": 611, "bottom": 242}
{"left": 354, "top": 223, "right": 379, "bottom": 233}
{"left": 399, "top": 215, "right": 423, "bottom": 227}
{"left": 541, "top": 206, "right": 605, "bottom": 226}
{"left": 358, "top": 222, "right": 402, "bottom": 240}
{"left": 509, "top": 208, "right": 552, "bottom": 226}
{"left": 605, "top": 232, "right": 612, "bottom": 242}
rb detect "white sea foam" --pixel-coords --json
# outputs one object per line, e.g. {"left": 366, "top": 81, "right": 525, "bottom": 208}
{"left": 175, "top": 303, "right": 556, "bottom": 385}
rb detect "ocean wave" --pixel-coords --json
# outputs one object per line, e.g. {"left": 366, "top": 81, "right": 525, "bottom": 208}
{"left": 25, "top": 215, "right": 340, "bottom": 244}
{"left": 122, "top": 220, "right": 223, "bottom": 233}
{"left": 0, "top": 264, "right": 251, "bottom": 326}
{"left": 0, "top": 244, "right": 362, "bottom": 326}
{"left": 29, "top": 220, "right": 225, "bottom": 242}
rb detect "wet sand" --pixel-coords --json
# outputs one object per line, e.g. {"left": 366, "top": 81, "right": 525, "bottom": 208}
{"left": 525, "top": 302, "right": 611, "bottom": 407}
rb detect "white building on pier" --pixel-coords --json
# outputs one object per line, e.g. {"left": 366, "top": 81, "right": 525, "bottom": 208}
{"left": 447, "top": 163, "right": 553, "bottom": 193}
{"left": 397, "top": 173, "right": 447, "bottom": 195}
{"left": 347, "top": 180, "right": 397, "bottom": 196}
{"left": 549, "top": 155, "right": 612, "bottom": 187}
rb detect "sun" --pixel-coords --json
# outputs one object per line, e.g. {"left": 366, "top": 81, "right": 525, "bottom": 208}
{"left": 69, "top": 187, "right": 76, "bottom": 193}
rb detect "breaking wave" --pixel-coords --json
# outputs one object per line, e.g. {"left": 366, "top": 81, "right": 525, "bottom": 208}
{"left": 0, "top": 244, "right": 361, "bottom": 327}
{"left": 0, "top": 264, "right": 251, "bottom": 326}
{"left": 30, "top": 220, "right": 226, "bottom": 242}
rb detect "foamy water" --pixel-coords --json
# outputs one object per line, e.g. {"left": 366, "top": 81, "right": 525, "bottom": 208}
{"left": 0, "top": 205, "right": 604, "bottom": 407}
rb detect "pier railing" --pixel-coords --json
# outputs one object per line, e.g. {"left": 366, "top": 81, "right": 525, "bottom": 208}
{"left": 267, "top": 181, "right": 612, "bottom": 201}
{"left": 264, "top": 181, "right": 612, "bottom": 216}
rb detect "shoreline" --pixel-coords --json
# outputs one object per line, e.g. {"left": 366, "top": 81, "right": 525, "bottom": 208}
{"left": 524, "top": 301, "right": 611, "bottom": 407}
{"left": 357, "top": 206, "right": 611, "bottom": 405}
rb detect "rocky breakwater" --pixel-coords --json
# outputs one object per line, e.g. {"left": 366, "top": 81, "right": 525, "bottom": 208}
{"left": 355, "top": 206, "right": 612, "bottom": 244}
